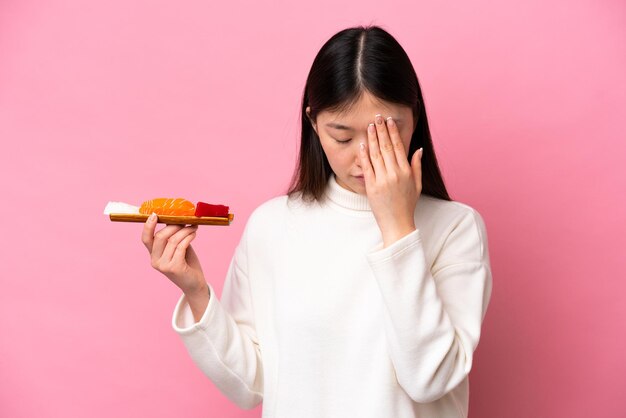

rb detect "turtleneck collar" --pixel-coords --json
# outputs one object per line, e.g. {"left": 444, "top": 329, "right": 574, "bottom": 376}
{"left": 324, "top": 173, "right": 372, "bottom": 212}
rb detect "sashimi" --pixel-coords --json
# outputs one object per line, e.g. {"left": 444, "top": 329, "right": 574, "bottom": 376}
{"left": 139, "top": 198, "right": 196, "bottom": 216}
{"left": 194, "top": 202, "right": 229, "bottom": 217}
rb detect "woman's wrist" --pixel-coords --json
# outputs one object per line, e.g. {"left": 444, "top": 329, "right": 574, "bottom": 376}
{"left": 184, "top": 281, "right": 209, "bottom": 299}
{"left": 184, "top": 283, "right": 210, "bottom": 323}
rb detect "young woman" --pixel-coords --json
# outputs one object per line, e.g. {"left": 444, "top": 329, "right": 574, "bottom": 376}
{"left": 142, "top": 25, "right": 493, "bottom": 418}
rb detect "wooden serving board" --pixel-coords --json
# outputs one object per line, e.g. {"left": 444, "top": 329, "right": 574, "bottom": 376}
{"left": 109, "top": 213, "right": 234, "bottom": 226}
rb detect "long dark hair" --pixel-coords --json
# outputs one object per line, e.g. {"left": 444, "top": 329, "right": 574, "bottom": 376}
{"left": 285, "top": 25, "right": 452, "bottom": 204}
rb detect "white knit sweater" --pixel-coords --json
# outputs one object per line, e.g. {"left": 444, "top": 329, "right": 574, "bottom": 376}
{"left": 172, "top": 173, "right": 493, "bottom": 417}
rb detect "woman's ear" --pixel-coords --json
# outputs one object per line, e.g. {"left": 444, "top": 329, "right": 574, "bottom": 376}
{"left": 306, "top": 106, "right": 317, "bottom": 134}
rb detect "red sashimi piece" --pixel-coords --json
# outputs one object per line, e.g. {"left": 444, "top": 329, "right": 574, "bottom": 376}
{"left": 194, "top": 201, "right": 229, "bottom": 217}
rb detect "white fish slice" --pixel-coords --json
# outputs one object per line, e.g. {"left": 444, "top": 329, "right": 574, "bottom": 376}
{"left": 103, "top": 201, "right": 141, "bottom": 215}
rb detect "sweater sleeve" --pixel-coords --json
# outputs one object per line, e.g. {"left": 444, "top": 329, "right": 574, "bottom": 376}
{"left": 171, "top": 221, "right": 263, "bottom": 410}
{"left": 365, "top": 208, "right": 493, "bottom": 404}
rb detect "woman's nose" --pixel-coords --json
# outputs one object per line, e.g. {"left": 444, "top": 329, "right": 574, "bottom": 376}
{"left": 353, "top": 142, "right": 363, "bottom": 166}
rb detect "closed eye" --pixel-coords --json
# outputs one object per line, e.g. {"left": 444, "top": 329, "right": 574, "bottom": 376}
{"left": 334, "top": 138, "right": 352, "bottom": 144}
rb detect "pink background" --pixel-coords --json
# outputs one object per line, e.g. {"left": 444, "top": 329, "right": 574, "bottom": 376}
{"left": 1, "top": 1, "right": 624, "bottom": 417}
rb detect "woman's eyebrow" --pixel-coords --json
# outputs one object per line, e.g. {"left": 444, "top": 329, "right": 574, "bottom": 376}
{"left": 326, "top": 119, "right": 403, "bottom": 130}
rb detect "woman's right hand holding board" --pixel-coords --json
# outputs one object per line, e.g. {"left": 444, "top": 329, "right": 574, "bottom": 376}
{"left": 141, "top": 212, "right": 210, "bottom": 321}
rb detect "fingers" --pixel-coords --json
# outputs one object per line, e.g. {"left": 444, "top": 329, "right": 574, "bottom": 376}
{"left": 161, "top": 225, "right": 198, "bottom": 264}
{"left": 149, "top": 224, "right": 184, "bottom": 264}
{"left": 367, "top": 120, "right": 386, "bottom": 178}
{"left": 141, "top": 212, "right": 158, "bottom": 252}
{"left": 374, "top": 114, "right": 398, "bottom": 174}
{"left": 359, "top": 140, "right": 374, "bottom": 186}
{"left": 171, "top": 230, "right": 197, "bottom": 266}
{"left": 364, "top": 113, "right": 411, "bottom": 183}
{"left": 385, "top": 116, "right": 411, "bottom": 172}
{"left": 412, "top": 147, "right": 424, "bottom": 191}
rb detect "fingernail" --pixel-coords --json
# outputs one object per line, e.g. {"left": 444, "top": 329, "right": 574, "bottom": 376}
{"left": 360, "top": 142, "right": 365, "bottom": 152}
{"left": 418, "top": 148, "right": 423, "bottom": 158}
{"left": 149, "top": 212, "right": 157, "bottom": 222}
{"left": 375, "top": 114, "right": 383, "bottom": 125}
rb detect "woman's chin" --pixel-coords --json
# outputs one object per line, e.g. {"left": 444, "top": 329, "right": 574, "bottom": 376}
{"left": 353, "top": 177, "right": 366, "bottom": 190}
{"left": 352, "top": 181, "right": 367, "bottom": 195}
